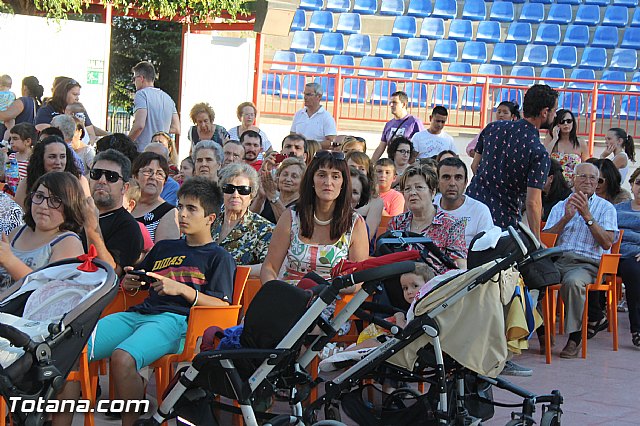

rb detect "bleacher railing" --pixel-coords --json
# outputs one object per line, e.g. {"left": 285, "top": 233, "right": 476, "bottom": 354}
{"left": 259, "top": 59, "right": 640, "bottom": 153}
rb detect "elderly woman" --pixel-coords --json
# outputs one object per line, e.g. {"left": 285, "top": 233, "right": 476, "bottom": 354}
{"left": 388, "top": 166, "right": 467, "bottom": 273}
{"left": 251, "top": 157, "right": 306, "bottom": 224}
{"left": 212, "top": 164, "right": 274, "bottom": 277}
{"left": 187, "top": 102, "right": 229, "bottom": 150}
{"left": 261, "top": 151, "right": 369, "bottom": 287}
{"left": 130, "top": 152, "right": 179, "bottom": 243}
{"left": 193, "top": 139, "right": 223, "bottom": 183}
{"left": 615, "top": 168, "right": 640, "bottom": 348}
{"left": 227, "top": 101, "right": 272, "bottom": 153}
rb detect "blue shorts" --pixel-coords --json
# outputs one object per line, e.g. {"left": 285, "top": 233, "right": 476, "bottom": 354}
{"left": 88, "top": 311, "right": 187, "bottom": 370}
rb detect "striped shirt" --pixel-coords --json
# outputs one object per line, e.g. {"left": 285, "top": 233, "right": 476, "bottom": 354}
{"left": 8, "top": 153, "right": 28, "bottom": 180}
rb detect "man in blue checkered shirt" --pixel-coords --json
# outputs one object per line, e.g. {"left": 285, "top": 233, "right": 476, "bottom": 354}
{"left": 544, "top": 162, "right": 618, "bottom": 358}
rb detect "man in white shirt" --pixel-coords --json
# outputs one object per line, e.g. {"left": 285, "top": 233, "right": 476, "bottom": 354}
{"left": 435, "top": 157, "right": 494, "bottom": 248}
{"left": 411, "top": 106, "right": 457, "bottom": 159}
{"left": 290, "top": 82, "right": 337, "bottom": 149}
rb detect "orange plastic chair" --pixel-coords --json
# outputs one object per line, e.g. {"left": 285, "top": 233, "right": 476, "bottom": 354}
{"left": 232, "top": 266, "right": 251, "bottom": 312}
{"left": 539, "top": 232, "right": 559, "bottom": 364}
{"left": 243, "top": 278, "right": 262, "bottom": 309}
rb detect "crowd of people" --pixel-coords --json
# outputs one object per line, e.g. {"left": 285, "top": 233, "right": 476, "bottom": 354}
{"left": 0, "top": 62, "right": 638, "bottom": 424}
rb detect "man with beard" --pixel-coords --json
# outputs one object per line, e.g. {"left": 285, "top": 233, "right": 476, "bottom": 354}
{"left": 241, "top": 129, "right": 264, "bottom": 172}
{"left": 193, "top": 139, "right": 223, "bottom": 182}
{"left": 83, "top": 149, "right": 144, "bottom": 276}
{"left": 466, "top": 84, "right": 558, "bottom": 239}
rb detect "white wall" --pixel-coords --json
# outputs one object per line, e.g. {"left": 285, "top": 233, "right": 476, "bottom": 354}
{"left": 0, "top": 13, "right": 110, "bottom": 128}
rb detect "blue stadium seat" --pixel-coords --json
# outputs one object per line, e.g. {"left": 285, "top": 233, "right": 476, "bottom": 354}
{"left": 568, "top": 69, "right": 596, "bottom": 90}
{"left": 591, "top": 71, "right": 623, "bottom": 117}
{"left": 460, "top": 86, "right": 485, "bottom": 111}
{"left": 476, "top": 21, "right": 501, "bottom": 43}
{"left": 620, "top": 94, "right": 640, "bottom": 119}
{"left": 519, "top": 2, "right": 544, "bottom": 23}
{"left": 371, "top": 81, "right": 398, "bottom": 105}
{"left": 508, "top": 66, "right": 535, "bottom": 86}
{"left": 345, "top": 34, "right": 371, "bottom": 57}
{"left": 375, "top": 36, "right": 401, "bottom": 59}
{"left": 585, "top": 0, "right": 610, "bottom": 5}
{"left": 300, "top": 53, "right": 326, "bottom": 74}
{"left": 579, "top": 47, "right": 608, "bottom": 70}
{"left": 477, "top": 63, "right": 503, "bottom": 84}
{"left": 417, "top": 60, "right": 443, "bottom": 80}
{"left": 261, "top": 74, "right": 281, "bottom": 95}
{"left": 271, "top": 50, "right": 297, "bottom": 71}
{"left": 353, "top": 0, "right": 377, "bottom": 14}
{"left": 490, "top": 42, "right": 517, "bottom": 65}
{"left": 540, "top": 67, "right": 566, "bottom": 88}
{"left": 534, "top": 24, "right": 561, "bottom": 46}
{"left": 341, "top": 78, "right": 367, "bottom": 103}
{"left": 392, "top": 16, "right": 418, "bottom": 38}
{"left": 495, "top": 88, "right": 524, "bottom": 107}
{"left": 407, "top": 0, "right": 432, "bottom": 17}
{"left": 314, "top": 76, "right": 336, "bottom": 101}
{"left": 622, "top": 28, "right": 640, "bottom": 49}
{"left": 592, "top": 26, "right": 619, "bottom": 48}
{"left": 380, "top": 0, "right": 404, "bottom": 15}
{"left": 557, "top": 0, "right": 581, "bottom": 4}
{"left": 326, "top": 0, "right": 351, "bottom": 12}
{"left": 507, "top": 0, "right": 526, "bottom": 4}
{"left": 290, "top": 31, "right": 316, "bottom": 53}
{"left": 575, "top": 5, "right": 601, "bottom": 25}
{"left": 613, "top": 0, "right": 638, "bottom": 6}
{"left": 420, "top": 18, "right": 446, "bottom": 39}
{"left": 448, "top": 20, "right": 473, "bottom": 42}
{"left": 549, "top": 46, "right": 578, "bottom": 68}
{"left": 328, "top": 55, "right": 355, "bottom": 75}
{"left": 405, "top": 82, "right": 429, "bottom": 107}
{"left": 308, "top": 11, "right": 334, "bottom": 32}
{"left": 489, "top": 1, "right": 515, "bottom": 22}
{"left": 300, "top": 0, "right": 323, "bottom": 10}
{"left": 530, "top": 0, "right": 552, "bottom": 4}
{"left": 632, "top": 9, "right": 640, "bottom": 26}
{"left": 432, "top": 39, "right": 459, "bottom": 62}
{"left": 431, "top": 0, "right": 457, "bottom": 19}
{"left": 336, "top": 13, "right": 362, "bottom": 34}
{"left": 610, "top": 48, "right": 638, "bottom": 71}
{"left": 447, "top": 62, "right": 473, "bottom": 83}
{"left": 318, "top": 33, "right": 344, "bottom": 55}
{"left": 600, "top": 70, "right": 627, "bottom": 89}
{"left": 291, "top": 9, "right": 306, "bottom": 32}
{"left": 562, "top": 25, "right": 590, "bottom": 47}
{"left": 505, "top": 22, "right": 532, "bottom": 45}
{"left": 404, "top": 38, "right": 431, "bottom": 60}
{"left": 521, "top": 44, "right": 548, "bottom": 66}
{"left": 558, "top": 91, "right": 583, "bottom": 114}
{"left": 462, "top": 0, "right": 487, "bottom": 21}
{"left": 357, "top": 55, "right": 384, "bottom": 77}
{"left": 432, "top": 85, "right": 458, "bottom": 109}
{"left": 388, "top": 58, "right": 414, "bottom": 79}
{"left": 280, "top": 75, "right": 306, "bottom": 99}
{"left": 603, "top": 5, "right": 629, "bottom": 27}
{"left": 461, "top": 41, "right": 487, "bottom": 64}
{"left": 547, "top": 4, "right": 573, "bottom": 24}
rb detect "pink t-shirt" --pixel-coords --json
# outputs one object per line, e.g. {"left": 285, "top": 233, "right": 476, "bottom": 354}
{"left": 138, "top": 222, "right": 154, "bottom": 252}
{"left": 379, "top": 189, "right": 405, "bottom": 216}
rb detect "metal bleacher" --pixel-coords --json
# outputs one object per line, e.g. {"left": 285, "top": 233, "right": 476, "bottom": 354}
{"left": 259, "top": 0, "right": 640, "bottom": 141}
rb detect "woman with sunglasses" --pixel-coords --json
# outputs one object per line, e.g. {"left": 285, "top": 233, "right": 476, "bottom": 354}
{"left": 261, "top": 151, "right": 368, "bottom": 288}
{"left": 130, "top": 152, "right": 179, "bottom": 243}
{"left": 212, "top": 164, "right": 274, "bottom": 277}
{"left": 0, "top": 172, "right": 85, "bottom": 290}
{"left": 586, "top": 158, "right": 631, "bottom": 205}
{"left": 543, "top": 109, "right": 589, "bottom": 182}
{"left": 14, "top": 136, "right": 91, "bottom": 209}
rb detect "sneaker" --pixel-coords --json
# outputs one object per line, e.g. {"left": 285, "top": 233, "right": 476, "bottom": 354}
{"left": 500, "top": 360, "right": 533, "bottom": 377}
{"left": 618, "top": 299, "right": 628, "bottom": 313}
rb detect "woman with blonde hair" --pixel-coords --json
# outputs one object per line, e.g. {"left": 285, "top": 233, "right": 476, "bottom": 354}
{"left": 151, "top": 131, "right": 179, "bottom": 166}
{"left": 187, "top": 102, "right": 229, "bottom": 150}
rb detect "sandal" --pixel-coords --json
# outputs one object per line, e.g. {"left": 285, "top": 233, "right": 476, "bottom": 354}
{"left": 632, "top": 332, "right": 640, "bottom": 349}
{"left": 586, "top": 318, "right": 609, "bottom": 339}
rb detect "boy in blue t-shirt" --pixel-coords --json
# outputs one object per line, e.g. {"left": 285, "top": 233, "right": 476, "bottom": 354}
{"left": 87, "top": 177, "right": 236, "bottom": 425}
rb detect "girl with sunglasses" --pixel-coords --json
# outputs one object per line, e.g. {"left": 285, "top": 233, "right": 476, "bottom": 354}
{"left": 212, "top": 164, "right": 274, "bottom": 277}
{"left": 586, "top": 158, "right": 632, "bottom": 205}
{"left": 0, "top": 171, "right": 85, "bottom": 290}
{"left": 543, "top": 109, "right": 589, "bottom": 182}
{"left": 261, "top": 150, "right": 368, "bottom": 289}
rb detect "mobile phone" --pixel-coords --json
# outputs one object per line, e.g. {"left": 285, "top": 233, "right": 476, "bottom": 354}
{"left": 128, "top": 270, "right": 154, "bottom": 286}
{"left": 274, "top": 153, "right": 287, "bottom": 165}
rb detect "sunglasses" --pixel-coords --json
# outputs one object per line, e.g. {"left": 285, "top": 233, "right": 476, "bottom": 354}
{"left": 560, "top": 119, "right": 573, "bottom": 125}
{"left": 222, "top": 184, "right": 252, "bottom": 196}
{"left": 90, "top": 168, "right": 124, "bottom": 183}
{"left": 314, "top": 151, "right": 345, "bottom": 161}
{"left": 31, "top": 191, "right": 62, "bottom": 209}
{"left": 598, "top": 177, "right": 605, "bottom": 184}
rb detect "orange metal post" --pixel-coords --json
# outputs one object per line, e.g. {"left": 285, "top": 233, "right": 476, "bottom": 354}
{"left": 333, "top": 68, "right": 342, "bottom": 129}
{"left": 253, "top": 32, "right": 264, "bottom": 123}
{"left": 177, "top": 23, "right": 188, "bottom": 153}
{"left": 588, "top": 86, "right": 599, "bottom": 157}
{"left": 479, "top": 79, "right": 491, "bottom": 130}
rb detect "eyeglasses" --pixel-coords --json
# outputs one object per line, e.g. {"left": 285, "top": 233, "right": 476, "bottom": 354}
{"left": 222, "top": 184, "right": 252, "bottom": 195}
{"left": 396, "top": 149, "right": 411, "bottom": 156}
{"left": 560, "top": 119, "right": 573, "bottom": 125}
{"left": 314, "top": 151, "right": 345, "bottom": 161}
{"left": 139, "top": 168, "right": 166, "bottom": 180}
{"left": 90, "top": 168, "right": 123, "bottom": 183}
{"left": 402, "top": 185, "right": 429, "bottom": 194}
{"left": 575, "top": 174, "right": 599, "bottom": 182}
{"left": 31, "top": 191, "right": 62, "bottom": 209}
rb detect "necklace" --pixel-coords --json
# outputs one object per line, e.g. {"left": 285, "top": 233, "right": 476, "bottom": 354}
{"left": 314, "top": 212, "right": 332, "bottom": 226}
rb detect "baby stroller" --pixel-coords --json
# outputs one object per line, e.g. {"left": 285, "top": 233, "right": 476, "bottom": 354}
{"left": 305, "top": 224, "right": 564, "bottom": 426}
{"left": 0, "top": 253, "right": 118, "bottom": 426}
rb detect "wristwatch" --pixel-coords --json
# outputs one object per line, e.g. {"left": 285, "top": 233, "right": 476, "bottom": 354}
{"left": 585, "top": 218, "right": 594, "bottom": 227}
{"left": 270, "top": 194, "right": 280, "bottom": 204}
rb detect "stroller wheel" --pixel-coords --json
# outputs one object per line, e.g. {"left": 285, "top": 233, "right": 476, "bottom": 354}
{"left": 505, "top": 420, "right": 527, "bottom": 426}
{"left": 540, "top": 410, "right": 561, "bottom": 426}
{"left": 312, "top": 421, "right": 347, "bottom": 426}
{"left": 324, "top": 404, "right": 342, "bottom": 422}
{"left": 382, "top": 387, "right": 422, "bottom": 410}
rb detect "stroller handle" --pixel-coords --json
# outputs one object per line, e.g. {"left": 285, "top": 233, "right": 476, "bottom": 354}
{"left": 341, "top": 260, "right": 416, "bottom": 289}
{"left": 0, "top": 323, "right": 32, "bottom": 350}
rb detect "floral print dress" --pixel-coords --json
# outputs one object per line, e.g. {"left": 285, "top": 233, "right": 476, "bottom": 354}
{"left": 211, "top": 210, "right": 274, "bottom": 265}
